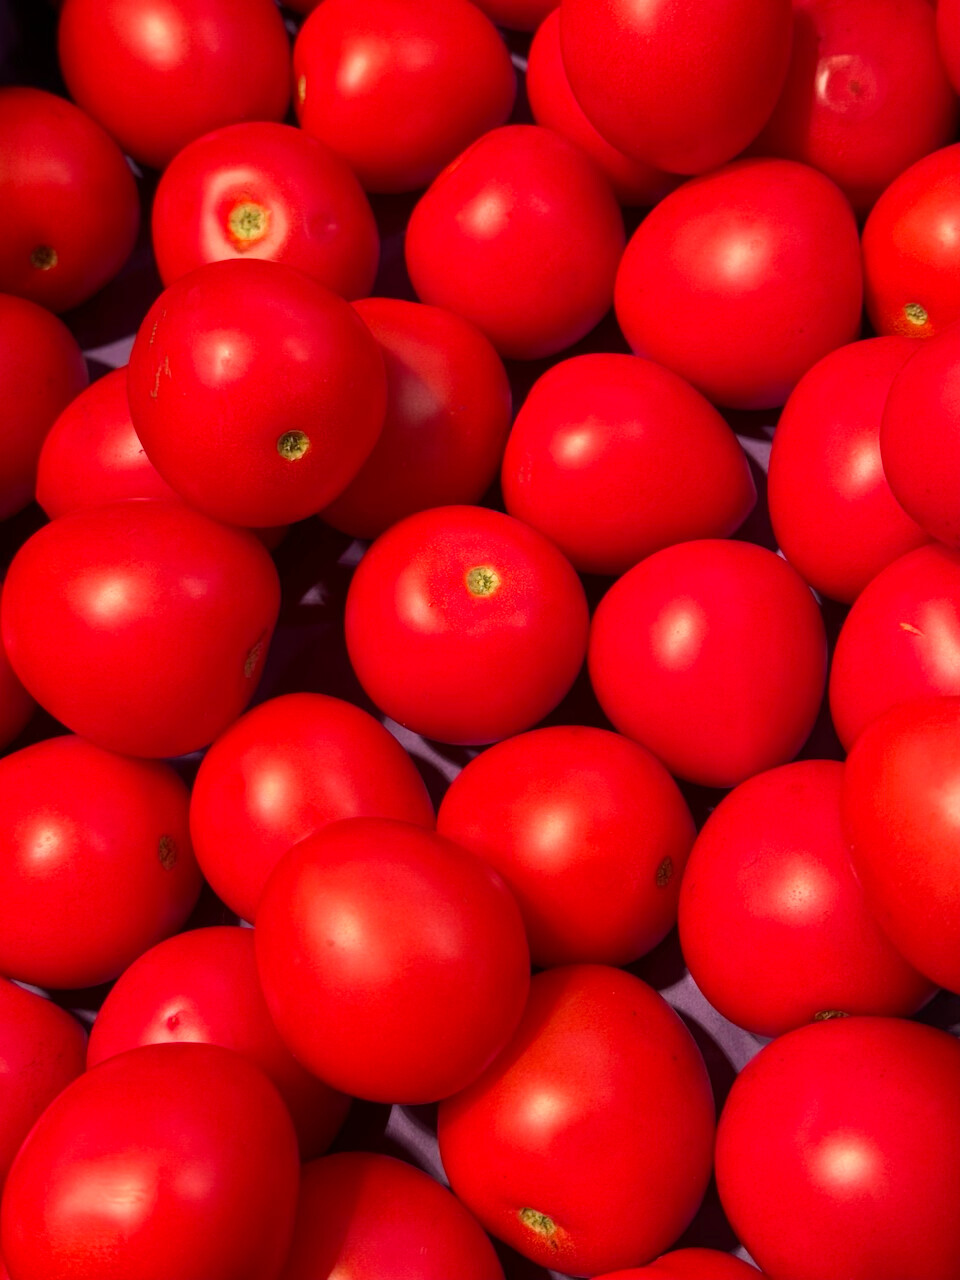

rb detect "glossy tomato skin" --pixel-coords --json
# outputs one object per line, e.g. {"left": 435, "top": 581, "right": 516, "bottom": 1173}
{"left": 767, "top": 337, "right": 928, "bottom": 603}
{"left": 438, "top": 965, "right": 715, "bottom": 1274}
{"left": 598, "top": 1251, "right": 762, "bottom": 1278}
{"left": 938, "top": 0, "right": 960, "bottom": 91}
{"left": 189, "top": 692, "right": 434, "bottom": 925}
{"left": 345, "top": 505, "right": 589, "bottom": 745}
{"left": 1, "top": 501, "right": 281, "bottom": 758}
{"left": 615, "top": 159, "right": 863, "bottom": 409}
{"left": 87, "top": 926, "right": 349, "bottom": 1159}
{"left": 323, "top": 298, "right": 512, "bottom": 539}
{"left": 294, "top": 0, "right": 515, "bottom": 194}
{"left": 501, "top": 353, "right": 755, "bottom": 576}
{"left": 0, "top": 585, "right": 34, "bottom": 751}
{"left": 405, "top": 125, "right": 625, "bottom": 360}
{"left": 279, "top": 1153, "right": 504, "bottom": 1280}
{"left": 472, "top": 0, "right": 554, "bottom": 30}
{"left": 57, "top": 0, "right": 292, "bottom": 171}
{"left": 716, "top": 1017, "right": 960, "bottom": 1280}
{"left": 589, "top": 540, "right": 827, "bottom": 788}
{"left": 437, "top": 725, "right": 695, "bottom": 967}
{"left": 1, "top": 1043, "right": 300, "bottom": 1280}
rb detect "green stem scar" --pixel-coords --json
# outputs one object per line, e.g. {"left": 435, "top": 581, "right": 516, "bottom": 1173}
{"left": 814, "top": 1010, "right": 850, "bottom": 1021}
{"left": 30, "top": 245, "right": 57, "bottom": 270}
{"left": 656, "top": 856, "right": 674, "bottom": 887}
{"left": 244, "top": 638, "right": 264, "bottom": 679}
{"left": 278, "top": 431, "right": 310, "bottom": 461}
{"left": 904, "top": 303, "right": 928, "bottom": 327}
{"left": 228, "top": 202, "right": 269, "bottom": 247}
{"left": 518, "top": 1209, "right": 559, "bottom": 1250}
{"left": 466, "top": 565, "right": 501, "bottom": 597}
{"left": 157, "top": 835, "right": 177, "bottom": 870}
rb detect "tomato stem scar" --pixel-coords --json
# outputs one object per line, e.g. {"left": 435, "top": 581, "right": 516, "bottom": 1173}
{"left": 277, "top": 431, "right": 310, "bottom": 461}
{"left": 30, "top": 245, "right": 57, "bottom": 270}
{"left": 466, "top": 566, "right": 501, "bottom": 597}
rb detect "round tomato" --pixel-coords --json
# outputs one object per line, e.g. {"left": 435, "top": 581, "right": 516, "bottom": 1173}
{"left": 937, "top": 0, "right": 960, "bottom": 91}
{"left": 471, "top": 0, "right": 554, "bottom": 30}
{"left": 0, "top": 586, "right": 33, "bottom": 752}
{"left": 598, "top": 1251, "right": 762, "bottom": 1278}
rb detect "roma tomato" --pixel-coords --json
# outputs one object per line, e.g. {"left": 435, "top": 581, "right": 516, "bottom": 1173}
{"left": 598, "top": 1252, "right": 762, "bottom": 1278}
{"left": 0, "top": 585, "right": 34, "bottom": 751}
{"left": 938, "top": 0, "right": 960, "bottom": 91}
{"left": 1, "top": 501, "right": 281, "bottom": 759}
{"left": 405, "top": 125, "right": 625, "bottom": 360}
{"left": 615, "top": 159, "right": 863, "bottom": 409}
{"left": 471, "top": 0, "right": 554, "bottom": 30}
{"left": 345, "top": 505, "right": 589, "bottom": 745}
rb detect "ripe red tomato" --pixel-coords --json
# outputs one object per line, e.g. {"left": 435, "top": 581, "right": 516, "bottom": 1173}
{"left": 937, "top": 0, "right": 960, "bottom": 91}
{"left": 500, "top": 353, "right": 755, "bottom": 576}
{"left": 588, "top": 540, "right": 827, "bottom": 788}
{"left": 0, "top": 586, "right": 34, "bottom": 751}
{"left": 615, "top": 159, "right": 863, "bottom": 409}
{"left": 322, "top": 298, "right": 512, "bottom": 539}
{"left": 0, "top": 735, "right": 201, "bottom": 989}
{"left": 345, "top": 505, "right": 589, "bottom": 744}
{"left": 437, "top": 725, "right": 695, "bottom": 967}
{"left": 1, "top": 1043, "right": 300, "bottom": 1280}
{"left": 597, "top": 1251, "right": 762, "bottom": 1278}
{"left": 716, "top": 1017, "right": 960, "bottom": 1279}
{"left": 293, "top": 0, "right": 515, "bottom": 193}
{"left": 189, "top": 692, "right": 434, "bottom": 924}
{"left": 471, "top": 0, "right": 554, "bottom": 30}
{"left": 1, "top": 501, "right": 281, "bottom": 758}
{"left": 57, "top": 0, "right": 292, "bottom": 171}
{"left": 405, "top": 125, "right": 625, "bottom": 360}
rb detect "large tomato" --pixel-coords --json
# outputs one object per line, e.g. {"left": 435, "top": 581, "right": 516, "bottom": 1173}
{"left": 598, "top": 1252, "right": 762, "bottom": 1278}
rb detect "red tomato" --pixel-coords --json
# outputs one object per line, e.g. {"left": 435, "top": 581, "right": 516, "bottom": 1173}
{"left": 767, "top": 337, "right": 929, "bottom": 603}
{"left": 189, "top": 692, "right": 434, "bottom": 924}
{"left": 1, "top": 501, "right": 281, "bottom": 759}
{"left": 151, "top": 122, "right": 379, "bottom": 298}
{"left": 559, "top": 0, "right": 793, "bottom": 174}
{"left": 500, "top": 353, "right": 755, "bottom": 576}
{"left": 588, "top": 540, "right": 827, "bottom": 788}
{"left": 937, "top": 0, "right": 960, "bottom": 90}
{"left": 438, "top": 965, "right": 715, "bottom": 1274}
{"left": 471, "top": 0, "right": 554, "bottom": 30}
{"left": 293, "top": 0, "right": 515, "bottom": 193}
{"left": 0, "top": 736, "right": 201, "bottom": 989}
{"left": 0, "top": 293, "right": 87, "bottom": 520}
{"left": 87, "top": 926, "right": 349, "bottom": 1159}
{"left": 0, "top": 586, "right": 34, "bottom": 751}
{"left": 716, "top": 1017, "right": 960, "bottom": 1279}
{"left": 126, "top": 259, "right": 386, "bottom": 528}
{"left": 0, "top": 88, "right": 139, "bottom": 312}
{"left": 1, "top": 1043, "right": 299, "bottom": 1280}
{"left": 57, "top": 0, "right": 291, "bottom": 171}
{"left": 280, "top": 1153, "right": 504, "bottom": 1280}
{"left": 405, "top": 125, "right": 625, "bottom": 360}
{"left": 615, "top": 159, "right": 863, "bottom": 409}
{"left": 598, "top": 1251, "right": 762, "bottom": 1279}
{"left": 345, "top": 505, "right": 589, "bottom": 745}
{"left": 437, "top": 725, "right": 695, "bottom": 967}
{"left": 322, "top": 298, "right": 512, "bottom": 539}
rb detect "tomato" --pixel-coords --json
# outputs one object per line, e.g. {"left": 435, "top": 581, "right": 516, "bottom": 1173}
{"left": 345, "top": 505, "right": 589, "bottom": 745}
{"left": 1, "top": 501, "right": 281, "bottom": 759}
{"left": 437, "top": 725, "right": 695, "bottom": 967}
{"left": 589, "top": 540, "right": 827, "bottom": 788}
{"left": 151, "top": 122, "right": 379, "bottom": 298}
{"left": 0, "top": 587, "right": 34, "bottom": 751}
{"left": 57, "top": 0, "right": 291, "bottom": 171}
{"left": 0, "top": 87, "right": 139, "bottom": 312}
{"left": 293, "top": 0, "right": 515, "bottom": 194}
{"left": 937, "top": 0, "right": 960, "bottom": 91}
{"left": 500, "top": 353, "right": 755, "bottom": 576}
{"left": 189, "top": 692, "right": 434, "bottom": 924}
{"left": 716, "top": 1017, "right": 960, "bottom": 1280}
{"left": 767, "top": 337, "right": 929, "bottom": 604}
{"left": 615, "top": 159, "right": 863, "bottom": 409}
{"left": 1, "top": 1043, "right": 299, "bottom": 1280}
{"left": 598, "top": 1251, "right": 762, "bottom": 1278}
{"left": 559, "top": 0, "right": 792, "bottom": 174}
{"left": 405, "top": 125, "right": 625, "bottom": 360}
{"left": 322, "top": 298, "right": 512, "bottom": 539}
{"left": 280, "top": 1153, "right": 504, "bottom": 1280}
{"left": 471, "top": 0, "right": 554, "bottom": 30}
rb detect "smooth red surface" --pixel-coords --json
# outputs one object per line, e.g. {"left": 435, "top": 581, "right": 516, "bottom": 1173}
{"left": 501, "top": 353, "right": 755, "bottom": 576}
{"left": 323, "top": 298, "right": 512, "bottom": 539}
{"left": 472, "top": 0, "right": 554, "bottom": 30}
{"left": 0, "top": 1043, "right": 300, "bottom": 1280}
{"left": 588, "top": 540, "right": 827, "bottom": 788}
{"left": 599, "top": 1251, "right": 761, "bottom": 1278}
{"left": 189, "top": 692, "right": 434, "bottom": 924}
{"left": 615, "top": 159, "right": 863, "bottom": 409}
{"left": 438, "top": 965, "right": 715, "bottom": 1274}
{"left": 345, "top": 505, "right": 589, "bottom": 745}
{"left": 0, "top": 590, "right": 32, "bottom": 751}
{"left": 57, "top": 0, "right": 292, "bottom": 170}
{"left": 406, "top": 125, "right": 625, "bottom": 360}
{"left": 256, "top": 818, "right": 530, "bottom": 1103}
{"left": 437, "top": 725, "right": 695, "bottom": 967}
{"left": 938, "top": 0, "right": 960, "bottom": 91}
{"left": 1, "top": 501, "right": 281, "bottom": 758}
{"left": 293, "top": 0, "right": 516, "bottom": 193}
{"left": 716, "top": 1018, "right": 960, "bottom": 1279}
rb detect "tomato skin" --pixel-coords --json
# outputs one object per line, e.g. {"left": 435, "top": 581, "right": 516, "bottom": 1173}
{"left": 189, "top": 692, "right": 434, "bottom": 925}
{"left": 937, "top": 0, "right": 960, "bottom": 91}
{"left": 0, "top": 586, "right": 34, "bottom": 751}
{"left": 256, "top": 818, "right": 530, "bottom": 1103}
{"left": 1, "top": 501, "right": 281, "bottom": 759}
{"left": 437, "top": 725, "right": 695, "bottom": 967}
{"left": 615, "top": 159, "right": 863, "bottom": 410}
{"left": 405, "top": 125, "right": 625, "bottom": 361}
{"left": 598, "top": 1251, "right": 761, "bottom": 1279}
{"left": 293, "top": 0, "right": 516, "bottom": 194}
{"left": 471, "top": 0, "right": 554, "bottom": 30}
{"left": 500, "top": 353, "right": 755, "bottom": 576}
{"left": 716, "top": 1017, "right": 960, "bottom": 1280}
